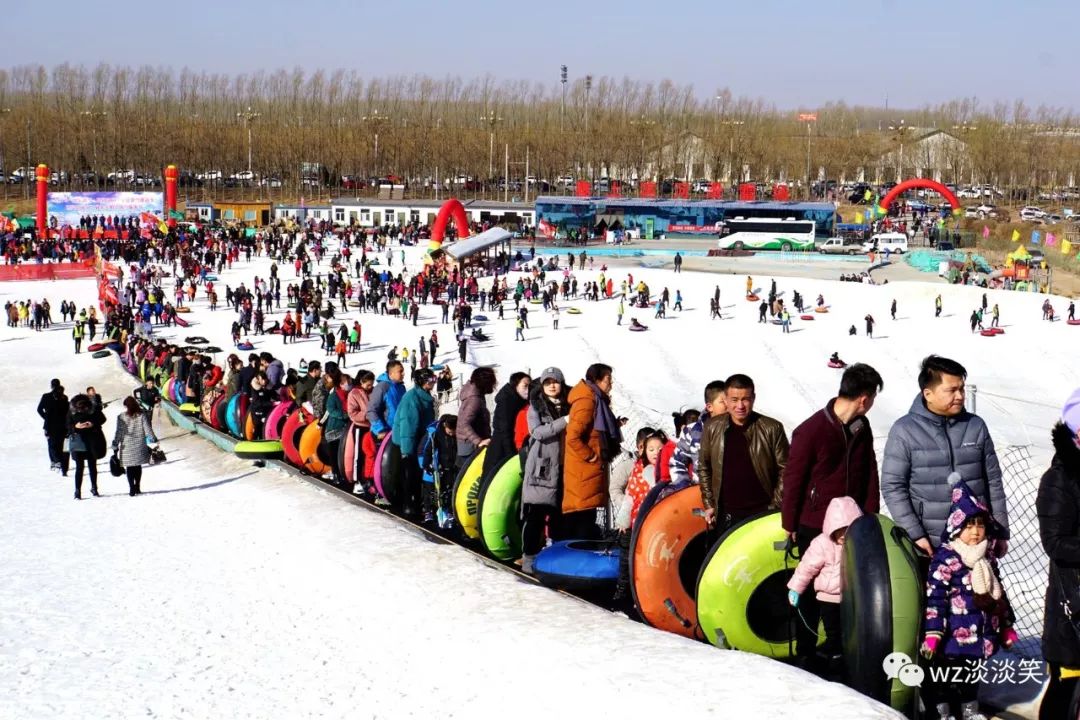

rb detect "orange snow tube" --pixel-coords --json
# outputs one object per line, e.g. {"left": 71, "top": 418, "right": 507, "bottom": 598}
{"left": 630, "top": 485, "right": 710, "bottom": 639}
{"left": 299, "top": 421, "right": 330, "bottom": 475}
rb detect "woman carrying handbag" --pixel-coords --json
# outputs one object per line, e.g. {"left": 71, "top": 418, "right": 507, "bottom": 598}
{"left": 112, "top": 396, "right": 158, "bottom": 496}
{"left": 68, "top": 393, "right": 107, "bottom": 500}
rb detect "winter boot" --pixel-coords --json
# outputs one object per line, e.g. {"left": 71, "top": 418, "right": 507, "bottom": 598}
{"left": 128, "top": 479, "right": 136, "bottom": 496}
{"left": 959, "top": 702, "right": 986, "bottom": 720}
{"left": 134, "top": 478, "right": 142, "bottom": 495}
{"left": 91, "top": 482, "right": 99, "bottom": 497}
{"left": 935, "top": 703, "right": 956, "bottom": 720}
{"left": 521, "top": 554, "right": 536, "bottom": 575}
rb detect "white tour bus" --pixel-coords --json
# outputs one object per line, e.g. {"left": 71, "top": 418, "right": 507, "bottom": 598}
{"left": 717, "top": 217, "right": 817, "bottom": 252}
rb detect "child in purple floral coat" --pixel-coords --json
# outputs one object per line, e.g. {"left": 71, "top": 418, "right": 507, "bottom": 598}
{"left": 920, "top": 473, "right": 1017, "bottom": 720}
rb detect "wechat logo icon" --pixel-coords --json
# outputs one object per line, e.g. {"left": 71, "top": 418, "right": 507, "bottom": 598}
{"left": 883, "top": 651, "right": 924, "bottom": 688}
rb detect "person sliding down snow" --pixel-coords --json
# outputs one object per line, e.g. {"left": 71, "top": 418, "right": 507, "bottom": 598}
{"left": 787, "top": 496, "right": 863, "bottom": 669}
{"left": 816, "top": 294, "right": 825, "bottom": 308}
{"left": 629, "top": 318, "right": 647, "bottom": 331}
{"left": 828, "top": 352, "right": 845, "bottom": 367}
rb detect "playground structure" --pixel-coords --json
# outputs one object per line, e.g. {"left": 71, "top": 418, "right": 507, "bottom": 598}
{"left": 33, "top": 163, "right": 179, "bottom": 235}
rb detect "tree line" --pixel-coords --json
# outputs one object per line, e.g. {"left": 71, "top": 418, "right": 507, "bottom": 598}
{"left": 2, "top": 63, "right": 1080, "bottom": 196}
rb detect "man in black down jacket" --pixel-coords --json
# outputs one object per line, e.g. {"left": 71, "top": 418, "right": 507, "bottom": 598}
{"left": 881, "top": 355, "right": 1008, "bottom": 556}
{"left": 1036, "top": 390, "right": 1080, "bottom": 720}
{"left": 37, "top": 378, "right": 70, "bottom": 475}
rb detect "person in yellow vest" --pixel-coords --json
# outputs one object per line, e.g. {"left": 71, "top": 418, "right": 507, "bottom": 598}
{"left": 72, "top": 320, "right": 85, "bottom": 354}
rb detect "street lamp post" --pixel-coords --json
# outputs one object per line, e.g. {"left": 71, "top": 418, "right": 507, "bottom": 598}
{"left": 362, "top": 110, "right": 390, "bottom": 178}
{"left": 798, "top": 113, "right": 818, "bottom": 199}
{"left": 236, "top": 106, "right": 260, "bottom": 178}
{"left": 584, "top": 75, "right": 593, "bottom": 180}
{"left": 481, "top": 113, "right": 502, "bottom": 199}
{"left": 560, "top": 65, "right": 568, "bottom": 132}
{"left": 80, "top": 109, "right": 107, "bottom": 178}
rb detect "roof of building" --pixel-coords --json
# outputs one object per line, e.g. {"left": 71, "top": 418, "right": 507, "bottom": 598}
{"left": 443, "top": 227, "right": 513, "bottom": 261}
{"left": 273, "top": 204, "right": 331, "bottom": 211}
{"left": 329, "top": 197, "right": 533, "bottom": 211}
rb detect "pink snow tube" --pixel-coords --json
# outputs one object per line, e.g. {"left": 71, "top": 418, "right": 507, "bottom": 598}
{"left": 263, "top": 402, "right": 293, "bottom": 441}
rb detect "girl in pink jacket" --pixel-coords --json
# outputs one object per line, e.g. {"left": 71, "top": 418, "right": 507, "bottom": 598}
{"left": 786, "top": 496, "right": 864, "bottom": 657}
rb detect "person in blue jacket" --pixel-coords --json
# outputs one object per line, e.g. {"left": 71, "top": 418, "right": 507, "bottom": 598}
{"left": 393, "top": 369, "right": 437, "bottom": 518}
{"left": 366, "top": 360, "right": 406, "bottom": 441}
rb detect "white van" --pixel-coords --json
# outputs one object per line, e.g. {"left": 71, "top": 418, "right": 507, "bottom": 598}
{"left": 862, "top": 232, "right": 908, "bottom": 254}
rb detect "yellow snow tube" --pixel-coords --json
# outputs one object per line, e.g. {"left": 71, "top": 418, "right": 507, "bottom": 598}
{"left": 452, "top": 449, "right": 487, "bottom": 540}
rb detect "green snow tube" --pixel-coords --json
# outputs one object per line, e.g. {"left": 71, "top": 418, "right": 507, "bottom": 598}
{"left": 139, "top": 358, "right": 147, "bottom": 381}
{"left": 841, "top": 514, "right": 922, "bottom": 713}
{"left": 234, "top": 440, "right": 285, "bottom": 460}
{"left": 178, "top": 402, "right": 200, "bottom": 416}
{"left": 477, "top": 454, "right": 524, "bottom": 561}
{"left": 696, "top": 511, "right": 799, "bottom": 658}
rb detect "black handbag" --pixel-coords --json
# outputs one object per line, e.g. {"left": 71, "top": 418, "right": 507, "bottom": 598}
{"left": 149, "top": 447, "right": 166, "bottom": 465}
{"left": 109, "top": 453, "right": 124, "bottom": 477}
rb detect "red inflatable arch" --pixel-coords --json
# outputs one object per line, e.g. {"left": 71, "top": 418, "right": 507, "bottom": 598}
{"left": 878, "top": 178, "right": 961, "bottom": 215}
{"left": 427, "top": 199, "right": 471, "bottom": 254}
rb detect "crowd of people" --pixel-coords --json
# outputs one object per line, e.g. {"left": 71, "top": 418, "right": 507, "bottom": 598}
{"left": 14, "top": 212, "right": 1080, "bottom": 720}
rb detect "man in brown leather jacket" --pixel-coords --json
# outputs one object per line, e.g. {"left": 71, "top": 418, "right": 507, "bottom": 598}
{"left": 698, "top": 373, "right": 789, "bottom": 529}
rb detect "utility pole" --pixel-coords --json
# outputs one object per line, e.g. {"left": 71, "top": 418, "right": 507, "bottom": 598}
{"left": 798, "top": 113, "right": 817, "bottom": 199}
{"left": 560, "top": 65, "right": 568, "bottom": 133}
{"left": 236, "top": 106, "right": 260, "bottom": 176}
{"left": 585, "top": 75, "right": 593, "bottom": 180}
{"left": 504, "top": 143, "right": 509, "bottom": 203}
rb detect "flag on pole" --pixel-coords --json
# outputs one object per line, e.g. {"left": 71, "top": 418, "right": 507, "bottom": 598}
{"left": 855, "top": 212, "right": 864, "bottom": 224}
{"left": 864, "top": 188, "right": 873, "bottom": 203}
{"left": 1032, "top": 230, "right": 1041, "bottom": 245}
{"left": 1011, "top": 229, "right": 1020, "bottom": 242}
{"left": 1047, "top": 232, "right": 1057, "bottom": 246}
{"left": 1063, "top": 239, "right": 1073, "bottom": 255}
{"left": 982, "top": 225, "right": 990, "bottom": 239}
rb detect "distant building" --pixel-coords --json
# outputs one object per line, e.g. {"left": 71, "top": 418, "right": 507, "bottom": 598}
{"left": 328, "top": 197, "right": 534, "bottom": 229}
{"left": 875, "top": 129, "right": 970, "bottom": 184}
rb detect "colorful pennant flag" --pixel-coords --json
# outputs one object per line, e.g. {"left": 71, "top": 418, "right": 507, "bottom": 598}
{"left": 1063, "top": 239, "right": 1074, "bottom": 255}
{"left": 1032, "top": 230, "right": 1041, "bottom": 245}
{"left": 864, "top": 189, "right": 873, "bottom": 202}
{"left": 982, "top": 225, "right": 990, "bottom": 239}
{"left": 1047, "top": 232, "right": 1057, "bottom": 247}
{"left": 854, "top": 212, "right": 864, "bottom": 224}
{"left": 1011, "top": 229, "right": 1020, "bottom": 242}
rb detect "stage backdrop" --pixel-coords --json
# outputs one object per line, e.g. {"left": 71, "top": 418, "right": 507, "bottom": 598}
{"left": 47, "top": 192, "right": 163, "bottom": 227}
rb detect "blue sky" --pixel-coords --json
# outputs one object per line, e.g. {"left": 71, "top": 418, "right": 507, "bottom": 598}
{"left": 4, "top": 0, "right": 1077, "bottom": 111}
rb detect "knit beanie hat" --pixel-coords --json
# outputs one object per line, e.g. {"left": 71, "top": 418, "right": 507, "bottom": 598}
{"left": 1063, "top": 387, "right": 1080, "bottom": 435}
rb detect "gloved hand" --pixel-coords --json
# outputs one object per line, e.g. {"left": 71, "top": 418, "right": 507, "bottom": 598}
{"left": 787, "top": 590, "right": 800, "bottom": 608}
{"left": 920, "top": 635, "right": 940, "bottom": 659}
{"left": 1002, "top": 628, "right": 1018, "bottom": 648}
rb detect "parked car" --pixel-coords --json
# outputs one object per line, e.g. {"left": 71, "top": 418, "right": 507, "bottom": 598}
{"left": 817, "top": 237, "right": 865, "bottom": 255}
{"left": 1019, "top": 206, "right": 1046, "bottom": 221}
{"left": 957, "top": 187, "right": 982, "bottom": 199}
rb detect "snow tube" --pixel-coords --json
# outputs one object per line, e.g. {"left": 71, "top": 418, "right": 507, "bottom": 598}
{"left": 236, "top": 342, "right": 254, "bottom": 351}
{"left": 203, "top": 365, "right": 224, "bottom": 388}
{"left": 379, "top": 437, "right": 402, "bottom": 505}
{"left": 163, "top": 378, "right": 175, "bottom": 404}
{"left": 281, "top": 409, "right": 309, "bottom": 466}
{"left": 1068, "top": 319, "right": 1080, "bottom": 326}
{"left": 566, "top": 308, "right": 582, "bottom": 315}
{"left": 529, "top": 298, "right": 543, "bottom": 305}
{"left": 800, "top": 315, "right": 814, "bottom": 321}
{"left": 452, "top": 449, "right": 488, "bottom": 540}
{"left": 201, "top": 387, "right": 223, "bottom": 424}
{"left": 696, "top": 511, "right": 797, "bottom": 658}
{"left": 226, "top": 394, "right": 250, "bottom": 438}
{"left": 185, "top": 336, "right": 209, "bottom": 345}
{"left": 139, "top": 358, "right": 147, "bottom": 381}
{"left": 92, "top": 349, "right": 112, "bottom": 359}
{"left": 771, "top": 318, "right": 784, "bottom": 325}
{"left": 339, "top": 426, "right": 357, "bottom": 484}
{"left": 211, "top": 394, "right": 229, "bottom": 431}
{"left": 630, "top": 485, "right": 709, "bottom": 639}
{"left": 372, "top": 431, "right": 394, "bottom": 500}
{"left": 175, "top": 306, "right": 191, "bottom": 314}
{"left": 243, "top": 409, "right": 257, "bottom": 440}
{"left": 172, "top": 378, "right": 186, "bottom": 405}
{"left": 179, "top": 402, "right": 200, "bottom": 416}
{"left": 205, "top": 274, "right": 218, "bottom": 281}
{"left": 990, "top": 327, "right": 1004, "bottom": 335}
{"left": 347, "top": 300, "right": 360, "bottom": 307}
{"left": 629, "top": 325, "right": 649, "bottom": 332}
{"left": 842, "top": 513, "right": 922, "bottom": 712}
{"left": 534, "top": 540, "right": 621, "bottom": 592}
{"left": 477, "top": 454, "right": 524, "bottom": 561}
{"left": 87, "top": 341, "right": 121, "bottom": 352}
{"left": 234, "top": 440, "right": 284, "bottom": 461}
{"left": 980, "top": 329, "right": 996, "bottom": 337}
{"left": 263, "top": 402, "right": 292, "bottom": 441}
{"left": 298, "top": 422, "right": 331, "bottom": 475}
{"left": 174, "top": 315, "right": 190, "bottom": 328}
{"left": 814, "top": 307, "right": 829, "bottom": 314}
{"left": 204, "top": 346, "right": 223, "bottom": 354}
{"left": 474, "top": 314, "right": 489, "bottom": 321}
{"left": 827, "top": 361, "right": 847, "bottom": 369}
{"left": 746, "top": 294, "right": 759, "bottom": 301}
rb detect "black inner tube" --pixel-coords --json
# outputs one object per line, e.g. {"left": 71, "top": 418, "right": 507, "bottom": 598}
{"left": 842, "top": 515, "right": 893, "bottom": 704}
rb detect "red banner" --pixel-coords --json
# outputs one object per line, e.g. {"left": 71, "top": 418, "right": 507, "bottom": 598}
{"left": 639, "top": 181, "right": 657, "bottom": 198}
{"left": 575, "top": 180, "right": 592, "bottom": 197}
{"left": 772, "top": 184, "right": 790, "bottom": 201}
{"left": 707, "top": 182, "right": 724, "bottom": 199}
{"left": 673, "top": 182, "right": 690, "bottom": 199}
{"left": 606, "top": 181, "right": 621, "bottom": 198}
{"left": 0, "top": 261, "right": 98, "bottom": 282}
{"left": 739, "top": 183, "right": 756, "bottom": 201}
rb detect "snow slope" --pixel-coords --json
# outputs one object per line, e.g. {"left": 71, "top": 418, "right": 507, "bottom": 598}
{"left": 4, "top": 237, "right": 1073, "bottom": 718}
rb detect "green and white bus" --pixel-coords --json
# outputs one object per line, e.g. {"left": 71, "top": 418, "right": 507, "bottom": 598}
{"left": 718, "top": 217, "right": 817, "bottom": 252}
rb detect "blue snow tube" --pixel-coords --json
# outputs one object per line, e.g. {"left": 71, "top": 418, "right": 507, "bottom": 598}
{"left": 533, "top": 540, "right": 620, "bottom": 592}
{"left": 172, "top": 378, "right": 185, "bottom": 405}
{"left": 226, "top": 394, "right": 243, "bottom": 437}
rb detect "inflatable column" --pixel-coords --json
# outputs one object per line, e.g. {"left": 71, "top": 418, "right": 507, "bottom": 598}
{"left": 164, "top": 164, "right": 178, "bottom": 215}
{"left": 35, "top": 164, "right": 49, "bottom": 235}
